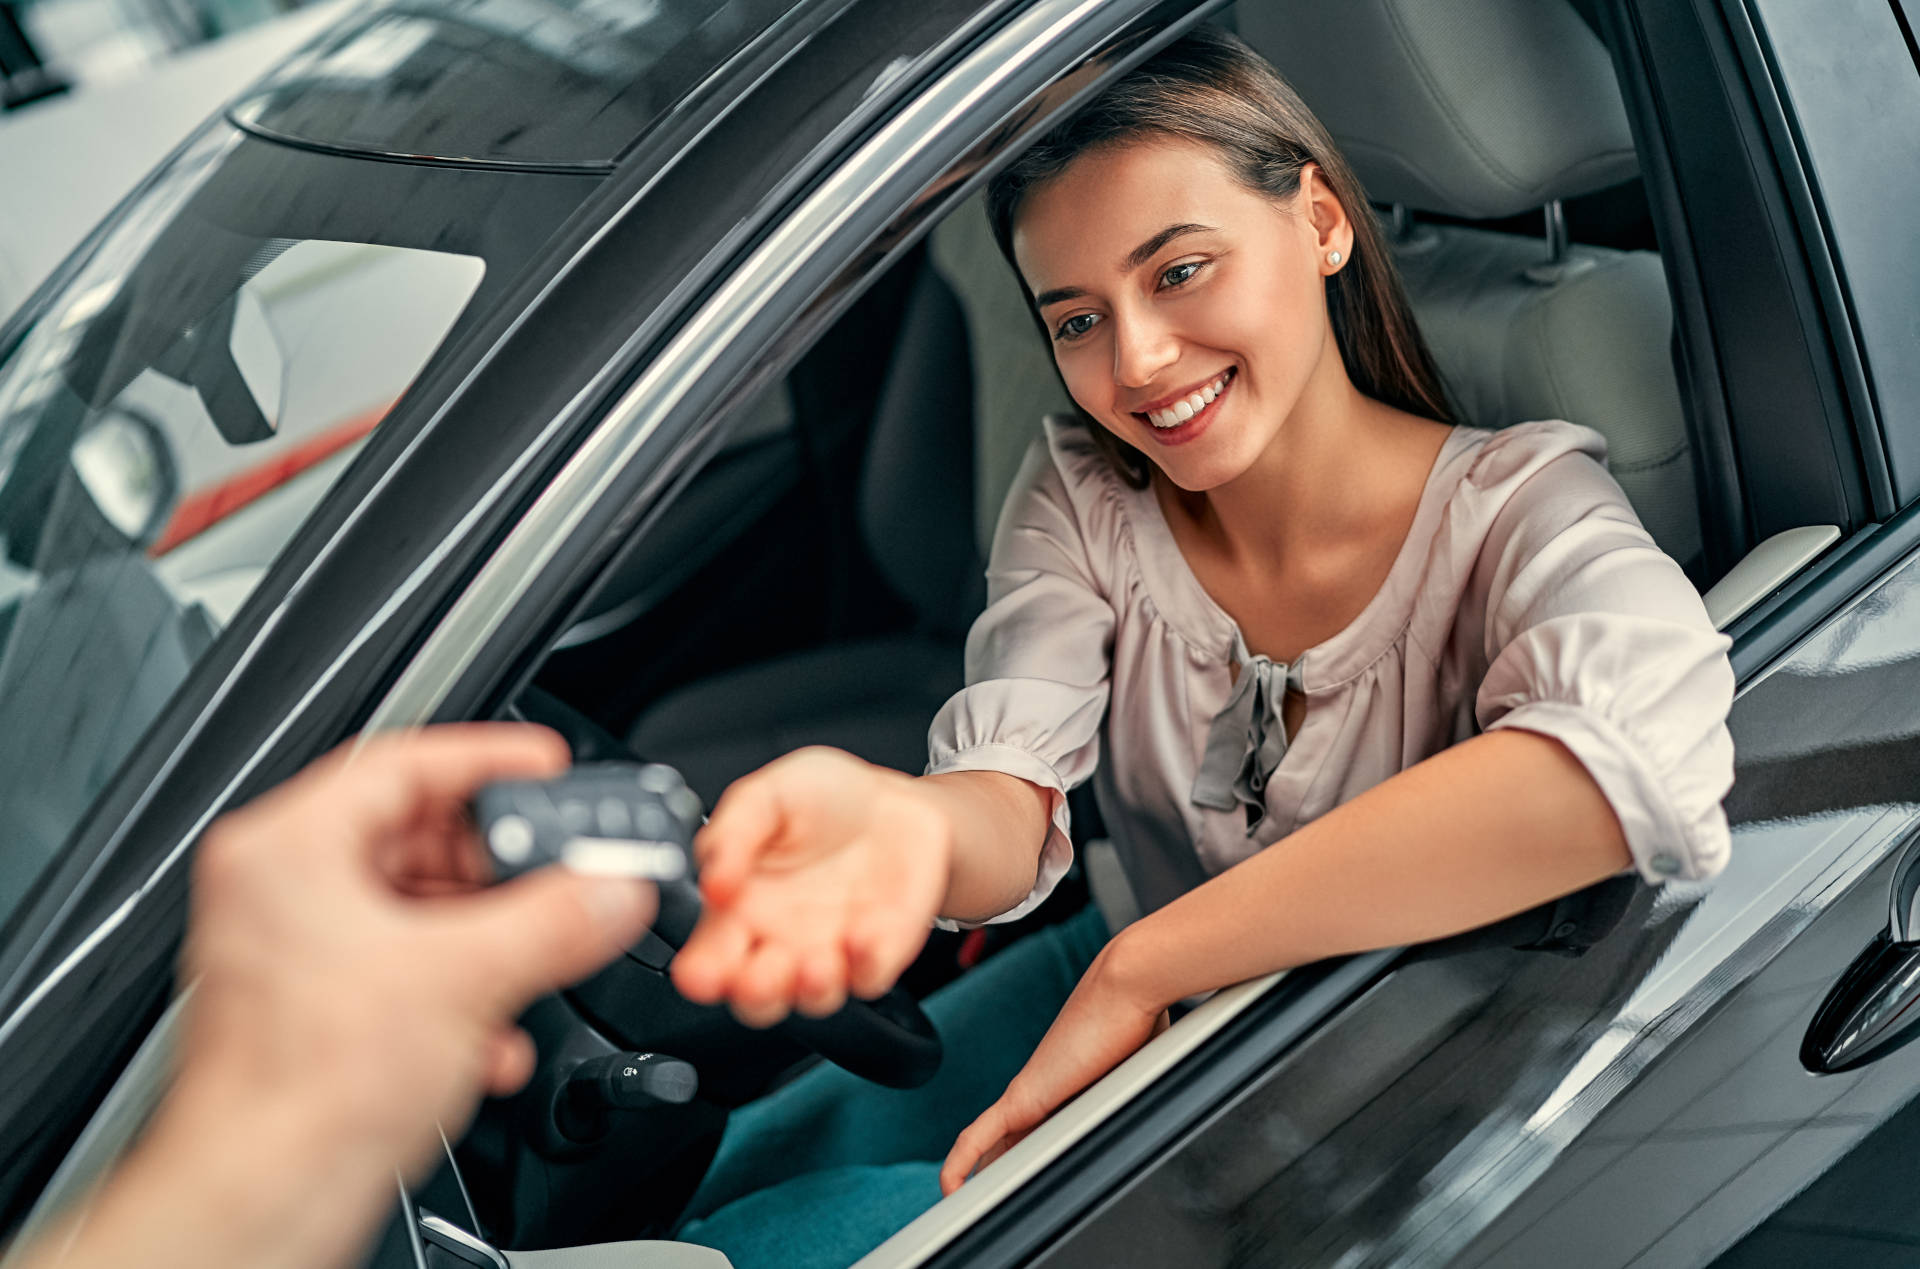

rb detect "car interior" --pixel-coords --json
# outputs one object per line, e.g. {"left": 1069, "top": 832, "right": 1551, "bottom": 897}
{"left": 451, "top": 0, "right": 1756, "bottom": 1258}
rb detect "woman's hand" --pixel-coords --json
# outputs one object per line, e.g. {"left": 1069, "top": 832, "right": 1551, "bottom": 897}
{"left": 939, "top": 943, "right": 1169, "bottom": 1196}
{"left": 671, "top": 747, "right": 953, "bottom": 1027}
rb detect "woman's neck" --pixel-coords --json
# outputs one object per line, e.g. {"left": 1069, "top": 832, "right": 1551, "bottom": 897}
{"left": 1157, "top": 335, "right": 1428, "bottom": 573}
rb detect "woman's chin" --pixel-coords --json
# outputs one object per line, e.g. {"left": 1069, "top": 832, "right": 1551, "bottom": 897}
{"left": 1146, "top": 450, "right": 1248, "bottom": 494}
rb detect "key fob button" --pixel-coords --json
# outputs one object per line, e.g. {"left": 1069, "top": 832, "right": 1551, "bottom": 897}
{"left": 596, "top": 797, "right": 632, "bottom": 836}
{"left": 489, "top": 814, "right": 536, "bottom": 865}
{"left": 637, "top": 764, "right": 681, "bottom": 794}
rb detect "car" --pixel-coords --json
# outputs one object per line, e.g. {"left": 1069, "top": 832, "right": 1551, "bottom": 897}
{"left": 1, "top": 0, "right": 1918, "bottom": 1264}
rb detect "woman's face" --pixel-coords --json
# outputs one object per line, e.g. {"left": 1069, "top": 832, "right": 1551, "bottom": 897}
{"left": 1012, "top": 137, "right": 1352, "bottom": 492}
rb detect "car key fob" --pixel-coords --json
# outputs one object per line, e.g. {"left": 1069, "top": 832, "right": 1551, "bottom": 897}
{"left": 471, "top": 762, "right": 698, "bottom": 882}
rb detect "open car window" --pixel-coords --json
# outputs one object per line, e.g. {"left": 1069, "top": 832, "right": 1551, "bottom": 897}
{"left": 0, "top": 128, "right": 486, "bottom": 935}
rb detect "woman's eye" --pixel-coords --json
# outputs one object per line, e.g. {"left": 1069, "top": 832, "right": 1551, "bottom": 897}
{"left": 1054, "top": 312, "right": 1100, "bottom": 342}
{"left": 1160, "top": 261, "right": 1203, "bottom": 288}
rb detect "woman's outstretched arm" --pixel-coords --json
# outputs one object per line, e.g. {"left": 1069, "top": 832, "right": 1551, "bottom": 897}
{"left": 941, "top": 727, "right": 1631, "bottom": 1192}
{"left": 1112, "top": 727, "right": 1626, "bottom": 996}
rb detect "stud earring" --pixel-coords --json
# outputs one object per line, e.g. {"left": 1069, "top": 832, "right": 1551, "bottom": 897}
{"left": 1327, "top": 249, "right": 1343, "bottom": 267}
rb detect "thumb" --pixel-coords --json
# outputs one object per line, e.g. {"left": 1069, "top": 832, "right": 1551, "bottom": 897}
{"left": 429, "top": 869, "right": 656, "bottom": 1018}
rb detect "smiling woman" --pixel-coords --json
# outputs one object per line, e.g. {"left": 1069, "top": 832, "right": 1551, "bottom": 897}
{"left": 661, "top": 23, "right": 1735, "bottom": 1269}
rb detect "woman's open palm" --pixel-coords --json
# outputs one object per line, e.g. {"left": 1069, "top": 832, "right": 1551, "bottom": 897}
{"left": 670, "top": 748, "right": 952, "bottom": 1026}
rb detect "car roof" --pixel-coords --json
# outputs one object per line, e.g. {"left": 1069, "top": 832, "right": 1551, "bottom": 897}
{"left": 226, "top": 0, "right": 806, "bottom": 172}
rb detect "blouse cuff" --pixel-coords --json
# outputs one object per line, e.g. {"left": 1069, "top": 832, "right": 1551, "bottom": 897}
{"left": 1486, "top": 700, "right": 1731, "bottom": 883}
{"left": 925, "top": 742, "right": 1076, "bottom": 930}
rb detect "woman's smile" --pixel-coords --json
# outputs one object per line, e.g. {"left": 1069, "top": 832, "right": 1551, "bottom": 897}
{"left": 1132, "top": 365, "right": 1237, "bottom": 447}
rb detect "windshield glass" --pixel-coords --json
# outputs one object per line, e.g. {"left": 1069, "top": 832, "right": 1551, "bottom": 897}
{"left": 0, "top": 125, "right": 486, "bottom": 930}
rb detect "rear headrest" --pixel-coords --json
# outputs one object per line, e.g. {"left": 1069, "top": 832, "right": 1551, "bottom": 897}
{"left": 1238, "top": 0, "right": 1638, "bottom": 219}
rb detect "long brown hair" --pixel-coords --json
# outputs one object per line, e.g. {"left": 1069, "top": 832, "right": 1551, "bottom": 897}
{"left": 986, "top": 26, "right": 1455, "bottom": 486}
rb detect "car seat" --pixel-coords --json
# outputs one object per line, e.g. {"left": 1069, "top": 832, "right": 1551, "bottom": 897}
{"left": 626, "top": 264, "right": 983, "bottom": 806}
{"left": 1239, "top": 0, "right": 1705, "bottom": 576}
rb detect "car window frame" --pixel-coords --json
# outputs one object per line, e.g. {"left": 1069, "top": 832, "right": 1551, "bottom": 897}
{"left": 357, "top": 0, "right": 1920, "bottom": 1263}
{"left": 1733, "top": 0, "right": 1920, "bottom": 509}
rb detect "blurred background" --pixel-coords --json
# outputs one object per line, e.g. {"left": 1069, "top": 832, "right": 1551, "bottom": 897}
{"left": 0, "top": 0, "right": 345, "bottom": 313}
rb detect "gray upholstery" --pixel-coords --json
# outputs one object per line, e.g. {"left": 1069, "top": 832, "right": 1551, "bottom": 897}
{"left": 628, "top": 265, "right": 978, "bottom": 793}
{"left": 628, "top": 637, "right": 964, "bottom": 806}
{"left": 929, "top": 196, "right": 1074, "bottom": 554}
{"left": 1390, "top": 227, "right": 1701, "bottom": 567}
{"left": 1240, "top": 0, "right": 1701, "bottom": 572}
{"left": 859, "top": 266, "right": 985, "bottom": 639}
{"left": 1239, "top": 0, "right": 1637, "bottom": 220}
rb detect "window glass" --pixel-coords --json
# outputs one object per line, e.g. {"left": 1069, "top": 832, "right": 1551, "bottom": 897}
{"left": 0, "top": 129, "right": 485, "bottom": 931}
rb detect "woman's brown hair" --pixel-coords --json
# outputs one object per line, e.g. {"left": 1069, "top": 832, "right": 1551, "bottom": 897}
{"left": 985, "top": 25, "right": 1456, "bottom": 486}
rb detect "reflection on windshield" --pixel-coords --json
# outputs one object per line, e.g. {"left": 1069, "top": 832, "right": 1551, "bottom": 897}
{"left": 0, "top": 126, "right": 485, "bottom": 932}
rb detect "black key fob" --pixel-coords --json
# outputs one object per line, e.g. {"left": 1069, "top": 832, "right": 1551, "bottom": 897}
{"left": 471, "top": 762, "right": 698, "bottom": 882}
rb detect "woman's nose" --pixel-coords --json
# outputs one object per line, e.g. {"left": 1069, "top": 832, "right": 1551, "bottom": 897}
{"left": 1110, "top": 313, "right": 1179, "bottom": 390}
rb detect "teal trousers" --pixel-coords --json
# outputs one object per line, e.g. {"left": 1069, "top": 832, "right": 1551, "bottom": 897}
{"left": 676, "top": 905, "right": 1109, "bottom": 1269}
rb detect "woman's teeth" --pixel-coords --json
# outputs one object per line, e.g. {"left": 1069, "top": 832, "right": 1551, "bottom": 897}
{"left": 1146, "top": 368, "right": 1234, "bottom": 429}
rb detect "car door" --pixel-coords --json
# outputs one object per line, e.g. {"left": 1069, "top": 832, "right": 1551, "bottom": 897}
{"left": 915, "top": 0, "right": 1920, "bottom": 1266}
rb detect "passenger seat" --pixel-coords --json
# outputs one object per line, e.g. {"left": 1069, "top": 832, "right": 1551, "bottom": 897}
{"left": 1240, "top": 0, "right": 1705, "bottom": 574}
{"left": 627, "top": 264, "right": 983, "bottom": 805}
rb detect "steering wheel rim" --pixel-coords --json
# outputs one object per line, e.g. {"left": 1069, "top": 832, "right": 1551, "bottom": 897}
{"left": 651, "top": 874, "right": 944, "bottom": 1089}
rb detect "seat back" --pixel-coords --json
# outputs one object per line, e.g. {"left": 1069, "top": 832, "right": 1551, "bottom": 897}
{"left": 929, "top": 195, "right": 1074, "bottom": 556}
{"left": 858, "top": 262, "right": 986, "bottom": 639}
{"left": 1242, "top": 0, "right": 1703, "bottom": 571}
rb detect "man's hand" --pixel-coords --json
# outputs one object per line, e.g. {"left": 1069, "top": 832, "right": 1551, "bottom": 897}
{"left": 671, "top": 748, "right": 951, "bottom": 1027}
{"left": 178, "top": 725, "right": 655, "bottom": 1168}
{"left": 20, "top": 725, "right": 658, "bottom": 1269}
{"left": 939, "top": 944, "right": 1168, "bottom": 1196}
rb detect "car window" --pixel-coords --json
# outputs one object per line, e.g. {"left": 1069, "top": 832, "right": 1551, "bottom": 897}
{"left": 0, "top": 127, "right": 485, "bottom": 932}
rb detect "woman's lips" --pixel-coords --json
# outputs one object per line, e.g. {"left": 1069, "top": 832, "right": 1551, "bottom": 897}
{"left": 1133, "top": 367, "right": 1235, "bottom": 447}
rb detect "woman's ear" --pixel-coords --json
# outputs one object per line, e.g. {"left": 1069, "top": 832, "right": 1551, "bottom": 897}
{"left": 1300, "top": 163, "right": 1355, "bottom": 276}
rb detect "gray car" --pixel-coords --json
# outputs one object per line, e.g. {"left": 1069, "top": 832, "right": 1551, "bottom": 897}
{"left": 1, "top": 0, "right": 1917, "bottom": 1265}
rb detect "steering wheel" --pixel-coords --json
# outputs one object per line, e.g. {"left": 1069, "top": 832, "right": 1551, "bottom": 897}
{"left": 505, "top": 690, "right": 943, "bottom": 1089}
{"left": 646, "top": 871, "right": 944, "bottom": 1089}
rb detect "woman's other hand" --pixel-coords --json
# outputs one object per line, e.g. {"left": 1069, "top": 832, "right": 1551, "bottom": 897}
{"left": 671, "top": 747, "right": 953, "bottom": 1027}
{"left": 938, "top": 942, "right": 1168, "bottom": 1196}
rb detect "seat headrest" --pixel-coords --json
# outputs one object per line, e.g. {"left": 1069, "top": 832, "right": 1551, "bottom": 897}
{"left": 1238, "top": 0, "right": 1638, "bottom": 220}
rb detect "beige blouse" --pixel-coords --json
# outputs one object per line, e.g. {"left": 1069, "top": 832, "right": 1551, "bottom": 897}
{"left": 926, "top": 416, "right": 1736, "bottom": 926}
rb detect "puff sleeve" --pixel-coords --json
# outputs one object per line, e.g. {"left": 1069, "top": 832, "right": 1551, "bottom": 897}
{"left": 926, "top": 436, "right": 1116, "bottom": 926}
{"left": 1469, "top": 436, "right": 1736, "bottom": 883}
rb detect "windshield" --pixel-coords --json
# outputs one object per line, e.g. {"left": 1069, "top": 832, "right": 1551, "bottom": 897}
{"left": 0, "top": 125, "right": 486, "bottom": 930}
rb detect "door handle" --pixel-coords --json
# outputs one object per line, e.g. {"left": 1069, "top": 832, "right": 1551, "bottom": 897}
{"left": 1803, "top": 827, "right": 1920, "bottom": 1074}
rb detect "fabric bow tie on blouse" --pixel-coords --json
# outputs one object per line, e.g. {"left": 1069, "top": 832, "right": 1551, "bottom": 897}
{"left": 1190, "top": 639, "right": 1304, "bottom": 836}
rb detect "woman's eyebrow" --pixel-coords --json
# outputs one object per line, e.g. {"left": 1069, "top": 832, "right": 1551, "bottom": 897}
{"left": 1031, "top": 222, "right": 1218, "bottom": 310}
{"left": 1123, "top": 222, "right": 1216, "bottom": 272}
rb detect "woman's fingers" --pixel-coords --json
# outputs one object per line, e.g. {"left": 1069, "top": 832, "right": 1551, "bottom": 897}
{"left": 793, "top": 944, "right": 850, "bottom": 1018}
{"left": 672, "top": 907, "right": 754, "bottom": 1003}
{"left": 941, "top": 1104, "right": 1012, "bottom": 1196}
{"left": 730, "top": 940, "right": 799, "bottom": 1029}
{"left": 845, "top": 911, "right": 910, "bottom": 1000}
{"left": 941, "top": 1089, "right": 1053, "bottom": 1196}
